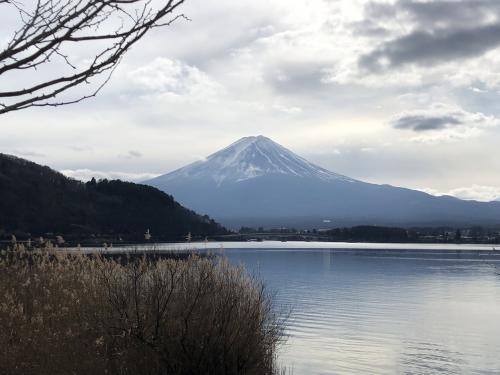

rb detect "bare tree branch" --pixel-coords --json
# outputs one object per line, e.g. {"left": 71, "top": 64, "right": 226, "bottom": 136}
{"left": 0, "top": 0, "right": 187, "bottom": 115}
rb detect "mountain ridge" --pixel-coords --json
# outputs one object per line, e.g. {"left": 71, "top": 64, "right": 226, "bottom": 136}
{"left": 0, "top": 153, "right": 227, "bottom": 240}
{"left": 145, "top": 136, "right": 500, "bottom": 228}
{"left": 157, "top": 135, "right": 356, "bottom": 187}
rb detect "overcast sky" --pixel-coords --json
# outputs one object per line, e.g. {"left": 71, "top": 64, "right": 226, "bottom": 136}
{"left": 2, "top": 0, "right": 500, "bottom": 201}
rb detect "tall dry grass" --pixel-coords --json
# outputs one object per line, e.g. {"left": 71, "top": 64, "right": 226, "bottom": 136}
{"left": 0, "top": 246, "right": 285, "bottom": 375}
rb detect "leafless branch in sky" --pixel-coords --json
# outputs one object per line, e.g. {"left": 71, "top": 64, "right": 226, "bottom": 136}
{"left": 0, "top": 0, "right": 187, "bottom": 114}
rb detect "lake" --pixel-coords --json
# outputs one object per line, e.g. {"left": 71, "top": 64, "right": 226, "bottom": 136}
{"left": 216, "top": 244, "right": 500, "bottom": 374}
{"left": 97, "top": 242, "right": 500, "bottom": 374}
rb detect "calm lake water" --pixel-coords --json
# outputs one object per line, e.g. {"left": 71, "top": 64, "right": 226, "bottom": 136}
{"left": 218, "top": 247, "right": 500, "bottom": 375}
{"left": 94, "top": 242, "right": 500, "bottom": 374}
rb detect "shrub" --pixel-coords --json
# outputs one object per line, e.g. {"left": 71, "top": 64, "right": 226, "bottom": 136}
{"left": 0, "top": 246, "right": 284, "bottom": 375}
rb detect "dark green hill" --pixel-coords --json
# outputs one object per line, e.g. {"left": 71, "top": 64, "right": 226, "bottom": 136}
{"left": 0, "top": 153, "right": 228, "bottom": 241}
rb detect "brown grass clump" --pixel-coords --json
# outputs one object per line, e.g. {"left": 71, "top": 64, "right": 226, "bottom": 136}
{"left": 0, "top": 246, "right": 284, "bottom": 375}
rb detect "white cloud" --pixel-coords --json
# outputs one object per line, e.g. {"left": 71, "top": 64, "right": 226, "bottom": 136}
{"left": 60, "top": 169, "right": 159, "bottom": 183}
{"left": 128, "top": 58, "right": 224, "bottom": 100}
{"left": 272, "top": 103, "right": 303, "bottom": 114}
{"left": 11, "top": 150, "right": 47, "bottom": 158}
{"left": 419, "top": 185, "right": 500, "bottom": 202}
{"left": 2, "top": 0, "right": 500, "bottom": 198}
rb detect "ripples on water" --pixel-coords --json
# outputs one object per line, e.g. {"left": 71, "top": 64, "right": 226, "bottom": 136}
{"left": 223, "top": 249, "right": 500, "bottom": 375}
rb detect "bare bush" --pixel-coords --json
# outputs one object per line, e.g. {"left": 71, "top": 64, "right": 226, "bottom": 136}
{"left": 0, "top": 246, "right": 285, "bottom": 374}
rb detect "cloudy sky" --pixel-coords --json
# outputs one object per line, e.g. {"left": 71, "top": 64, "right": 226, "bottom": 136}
{"left": 2, "top": 0, "right": 500, "bottom": 201}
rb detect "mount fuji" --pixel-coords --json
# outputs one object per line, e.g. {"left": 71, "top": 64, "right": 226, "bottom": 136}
{"left": 145, "top": 136, "right": 500, "bottom": 228}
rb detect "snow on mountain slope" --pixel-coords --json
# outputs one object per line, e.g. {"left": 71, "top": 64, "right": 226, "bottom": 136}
{"left": 156, "top": 135, "right": 356, "bottom": 186}
{"left": 145, "top": 136, "right": 500, "bottom": 228}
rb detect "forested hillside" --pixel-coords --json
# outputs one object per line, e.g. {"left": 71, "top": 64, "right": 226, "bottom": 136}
{"left": 0, "top": 154, "right": 227, "bottom": 240}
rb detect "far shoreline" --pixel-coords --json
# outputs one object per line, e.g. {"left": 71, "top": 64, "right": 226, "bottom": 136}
{"left": 70, "top": 240, "right": 500, "bottom": 256}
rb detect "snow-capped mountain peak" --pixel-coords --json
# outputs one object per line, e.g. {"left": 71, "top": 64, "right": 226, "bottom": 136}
{"left": 145, "top": 136, "right": 500, "bottom": 228}
{"left": 157, "top": 135, "right": 355, "bottom": 186}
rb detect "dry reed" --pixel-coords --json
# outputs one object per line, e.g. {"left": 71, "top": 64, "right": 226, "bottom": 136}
{"left": 0, "top": 245, "right": 285, "bottom": 375}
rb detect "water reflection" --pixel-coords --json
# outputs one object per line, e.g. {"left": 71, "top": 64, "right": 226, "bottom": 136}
{"left": 224, "top": 249, "right": 500, "bottom": 375}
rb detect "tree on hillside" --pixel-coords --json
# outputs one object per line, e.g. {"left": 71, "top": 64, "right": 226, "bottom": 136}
{"left": 0, "top": 0, "right": 186, "bottom": 114}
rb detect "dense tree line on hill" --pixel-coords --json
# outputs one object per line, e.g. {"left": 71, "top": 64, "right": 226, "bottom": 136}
{"left": 237, "top": 225, "right": 409, "bottom": 242}
{"left": 324, "top": 226, "right": 410, "bottom": 243}
{"left": 0, "top": 154, "right": 228, "bottom": 241}
{"left": 236, "top": 225, "right": 500, "bottom": 244}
